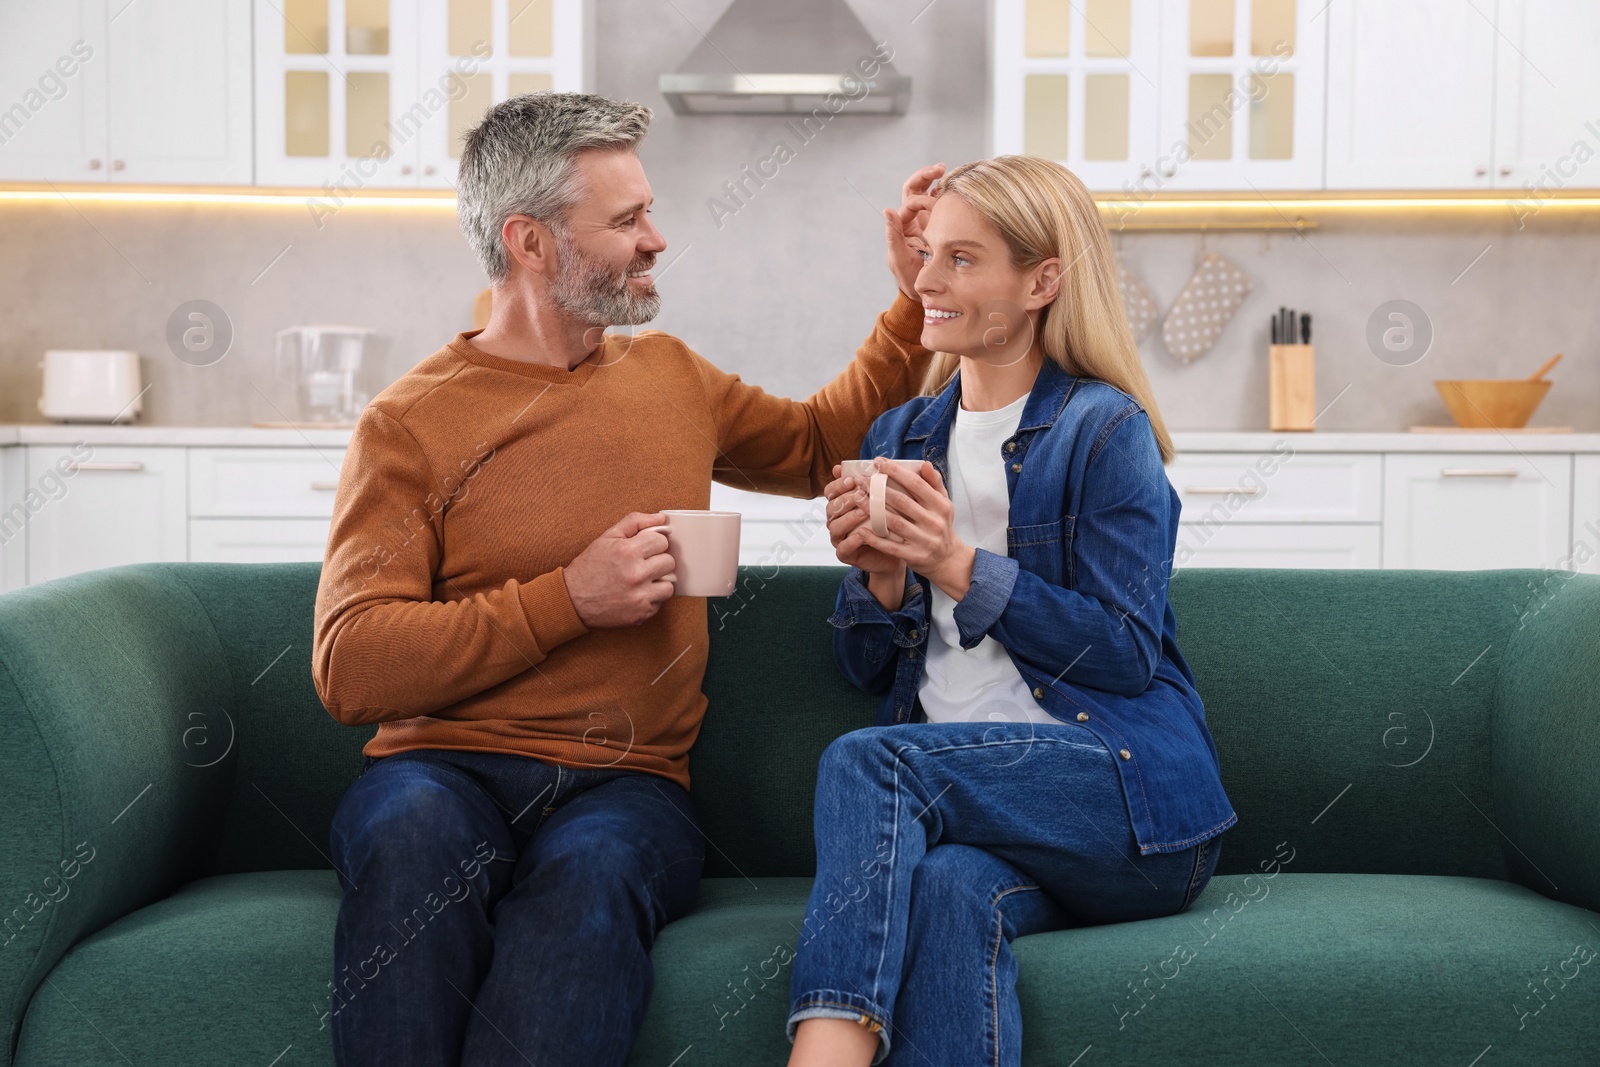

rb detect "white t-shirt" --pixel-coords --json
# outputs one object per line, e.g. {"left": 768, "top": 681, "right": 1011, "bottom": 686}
{"left": 916, "top": 391, "right": 1058, "bottom": 726}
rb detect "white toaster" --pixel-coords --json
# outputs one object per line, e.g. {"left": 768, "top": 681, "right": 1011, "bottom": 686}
{"left": 38, "top": 350, "right": 144, "bottom": 422}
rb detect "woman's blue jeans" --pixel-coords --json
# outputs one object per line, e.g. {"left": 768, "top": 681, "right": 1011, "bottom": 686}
{"left": 786, "top": 720, "right": 1223, "bottom": 1066}
{"left": 327, "top": 749, "right": 705, "bottom": 1067}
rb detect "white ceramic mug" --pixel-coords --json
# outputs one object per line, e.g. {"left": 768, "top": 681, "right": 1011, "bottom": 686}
{"left": 841, "top": 458, "right": 926, "bottom": 539}
{"left": 642, "top": 510, "right": 741, "bottom": 597}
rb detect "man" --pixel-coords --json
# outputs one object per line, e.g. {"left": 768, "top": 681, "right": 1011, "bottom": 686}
{"left": 313, "top": 91, "right": 939, "bottom": 1066}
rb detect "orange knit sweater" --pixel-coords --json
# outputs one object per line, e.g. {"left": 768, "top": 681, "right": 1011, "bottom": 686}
{"left": 312, "top": 291, "right": 931, "bottom": 790}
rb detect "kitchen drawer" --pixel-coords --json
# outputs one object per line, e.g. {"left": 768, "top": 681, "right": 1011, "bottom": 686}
{"left": 1383, "top": 452, "right": 1571, "bottom": 570}
{"left": 1174, "top": 523, "right": 1382, "bottom": 569}
{"left": 189, "top": 448, "right": 347, "bottom": 518}
{"left": 710, "top": 482, "right": 839, "bottom": 566}
{"left": 27, "top": 446, "right": 187, "bottom": 584}
{"left": 189, "top": 518, "right": 332, "bottom": 563}
{"left": 1170, "top": 450, "right": 1381, "bottom": 524}
{"left": 1573, "top": 455, "right": 1600, "bottom": 575}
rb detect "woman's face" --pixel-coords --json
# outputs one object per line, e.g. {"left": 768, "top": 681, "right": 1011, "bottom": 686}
{"left": 911, "top": 191, "right": 1059, "bottom": 365}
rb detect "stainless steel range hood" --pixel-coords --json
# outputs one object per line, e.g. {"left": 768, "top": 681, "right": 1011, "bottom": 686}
{"left": 659, "top": 0, "right": 911, "bottom": 116}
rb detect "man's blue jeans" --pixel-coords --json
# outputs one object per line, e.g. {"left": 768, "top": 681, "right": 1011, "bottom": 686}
{"left": 786, "top": 721, "right": 1223, "bottom": 1066}
{"left": 327, "top": 749, "right": 706, "bottom": 1067}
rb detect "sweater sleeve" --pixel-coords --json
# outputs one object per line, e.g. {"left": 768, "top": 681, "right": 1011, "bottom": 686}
{"left": 689, "top": 289, "right": 931, "bottom": 499}
{"left": 311, "top": 405, "right": 589, "bottom": 726}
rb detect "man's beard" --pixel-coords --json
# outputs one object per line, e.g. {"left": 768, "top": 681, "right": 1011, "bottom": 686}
{"left": 548, "top": 226, "right": 661, "bottom": 327}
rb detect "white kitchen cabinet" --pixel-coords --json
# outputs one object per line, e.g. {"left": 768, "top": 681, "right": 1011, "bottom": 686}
{"left": 188, "top": 447, "right": 345, "bottom": 517}
{"left": 1152, "top": 0, "right": 1327, "bottom": 191}
{"left": 1174, "top": 523, "right": 1381, "bottom": 569}
{"left": 1491, "top": 0, "right": 1600, "bottom": 192}
{"left": 1324, "top": 0, "right": 1498, "bottom": 189}
{"left": 993, "top": 0, "right": 1324, "bottom": 192}
{"left": 0, "top": 0, "right": 250, "bottom": 184}
{"left": 1382, "top": 452, "right": 1572, "bottom": 570}
{"left": 26, "top": 446, "right": 187, "bottom": 584}
{"left": 0, "top": 448, "right": 26, "bottom": 592}
{"left": 0, "top": 2, "right": 106, "bottom": 182}
{"left": 254, "top": 0, "right": 421, "bottom": 188}
{"left": 1169, "top": 451, "right": 1381, "bottom": 524}
{"left": 189, "top": 518, "right": 333, "bottom": 563}
{"left": 256, "top": 0, "right": 589, "bottom": 190}
{"left": 105, "top": 0, "right": 253, "bottom": 184}
{"left": 414, "top": 0, "right": 592, "bottom": 188}
{"left": 711, "top": 482, "right": 838, "bottom": 567}
{"left": 1570, "top": 455, "right": 1600, "bottom": 574}
{"left": 991, "top": 0, "right": 1162, "bottom": 192}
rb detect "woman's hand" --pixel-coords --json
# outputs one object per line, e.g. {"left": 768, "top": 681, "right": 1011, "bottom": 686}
{"left": 825, "top": 464, "right": 906, "bottom": 579}
{"left": 884, "top": 163, "right": 945, "bottom": 302}
{"left": 853, "top": 458, "right": 976, "bottom": 600}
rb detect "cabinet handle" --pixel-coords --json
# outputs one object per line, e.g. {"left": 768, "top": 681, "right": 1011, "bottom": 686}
{"left": 1439, "top": 468, "right": 1518, "bottom": 478}
{"left": 88, "top": 159, "right": 102, "bottom": 170}
{"left": 1499, "top": 164, "right": 1512, "bottom": 176}
{"left": 423, "top": 164, "right": 436, "bottom": 175}
{"left": 1475, "top": 164, "right": 1488, "bottom": 176}
{"left": 66, "top": 461, "right": 144, "bottom": 472}
{"left": 1184, "top": 486, "right": 1262, "bottom": 495}
{"left": 400, "top": 164, "right": 413, "bottom": 175}
{"left": 310, "top": 480, "right": 339, "bottom": 491}
{"left": 112, "top": 160, "right": 126, "bottom": 171}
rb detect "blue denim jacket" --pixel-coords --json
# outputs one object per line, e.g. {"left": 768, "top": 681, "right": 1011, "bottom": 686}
{"left": 827, "top": 357, "right": 1237, "bottom": 855}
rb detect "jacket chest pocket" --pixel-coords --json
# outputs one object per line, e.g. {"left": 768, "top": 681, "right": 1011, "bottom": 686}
{"left": 1007, "top": 516, "right": 1075, "bottom": 587}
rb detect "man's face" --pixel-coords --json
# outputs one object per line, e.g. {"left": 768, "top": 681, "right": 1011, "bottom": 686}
{"left": 547, "top": 148, "right": 667, "bottom": 327}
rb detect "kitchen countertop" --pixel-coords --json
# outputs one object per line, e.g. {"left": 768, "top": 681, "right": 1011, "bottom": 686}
{"left": 7, "top": 424, "right": 1600, "bottom": 453}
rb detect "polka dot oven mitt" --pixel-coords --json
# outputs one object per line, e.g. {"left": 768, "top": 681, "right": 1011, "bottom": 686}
{"left": 1116, "top": 255, "right": 1159, "bottom": 344}
{"left": 1160, "top": 252, "right": 1253, "bottom": 364}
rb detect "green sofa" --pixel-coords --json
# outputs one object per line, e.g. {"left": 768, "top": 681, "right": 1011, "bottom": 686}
{"left": 3, "top": 562, "right": 1598, "bottom": 1065}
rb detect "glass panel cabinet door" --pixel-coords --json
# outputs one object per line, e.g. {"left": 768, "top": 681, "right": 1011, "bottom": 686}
{"left": 255, "top": 0, "right": 419, "bottom": 187}
{"left": 415, "top": 0, "right": 591, "bottom": 188}
{"left": 993, "top": 0, "right": 1160, "bottom": 192}
{"left": 1154, "top": 0, "right": 1325, "bottom": 190}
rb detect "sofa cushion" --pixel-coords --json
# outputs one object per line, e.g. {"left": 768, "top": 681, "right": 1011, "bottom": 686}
{"left": 15, "top": 870, "right": 339, "bottom": 1066}
{"left": 27, "top": 869, "right": 1585, "bottom": 1066}
{"left": 638, "top": 872, "right": 1600, "bottom": 1064}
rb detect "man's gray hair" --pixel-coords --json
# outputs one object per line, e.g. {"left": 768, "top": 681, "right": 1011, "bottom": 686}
{"left": 457, "top": 92, "right": 652, "bottom": 281}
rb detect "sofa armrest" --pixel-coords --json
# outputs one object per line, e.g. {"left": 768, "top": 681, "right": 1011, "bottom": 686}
{"left": 1493, "top": 571, "right": 1600, "bottom": 915}
{"left": 0, "top": 564, "right": 236, "bottom": 1066}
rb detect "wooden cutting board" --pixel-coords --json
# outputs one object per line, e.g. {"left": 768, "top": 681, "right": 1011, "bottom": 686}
{"left": 1409, "top": 426, "right": 1573, "bottom": 433}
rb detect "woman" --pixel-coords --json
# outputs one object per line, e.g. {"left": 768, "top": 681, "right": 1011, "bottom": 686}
{"left": 785, "top": 156, "right": 1237, "bottom": 1067}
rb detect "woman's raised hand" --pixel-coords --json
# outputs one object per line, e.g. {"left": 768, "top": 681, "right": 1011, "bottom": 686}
{"left": 884, "top": 163, "right": 945, "bottom": 302}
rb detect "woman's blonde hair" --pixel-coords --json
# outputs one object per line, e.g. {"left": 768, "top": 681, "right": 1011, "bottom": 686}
{"left": 918, "top": 155, "right": 1175, "bottom": 465}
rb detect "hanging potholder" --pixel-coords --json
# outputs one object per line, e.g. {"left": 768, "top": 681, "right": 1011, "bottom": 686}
{"left": 1116, "top": 255, "right": 1159, "bottom": 344}
{"left": 1161, "top": 252, "right": 1252, "bottom": 364}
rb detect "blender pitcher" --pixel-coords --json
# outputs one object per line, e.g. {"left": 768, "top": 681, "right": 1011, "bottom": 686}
{"left": 274, "top": 326, "right": 377, "bottom": 424}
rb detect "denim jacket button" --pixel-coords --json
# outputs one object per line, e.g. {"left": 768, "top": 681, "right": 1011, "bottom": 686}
{"left": 1119, "top": 748, "right": 1132, "bottom": 760}
{"left": 1077, "top": 711, "right": 1090, "bottom": 722}
{"left": 1031, "top": 686, "right": 1043, "bottom": 699}
{"left": 908, "top": 628, "right": 920, "bottom": 641}
{"left": 1010, "top": 462, "right": 1022, "bottom": 473}
{"left": 1004, "top": 441, "right": 1017, "bottom": 453}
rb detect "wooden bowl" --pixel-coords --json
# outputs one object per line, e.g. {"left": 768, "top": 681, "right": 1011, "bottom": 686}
{"left": 1434, "top": 379, "right": 1551, "bottom": 429}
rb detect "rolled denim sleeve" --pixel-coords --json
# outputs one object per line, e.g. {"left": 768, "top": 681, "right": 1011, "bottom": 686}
{"left": 828, "top": 566, "right": 927, "bottom": 696}
{"left": 949, "top": 548, "right": 1019, "bottom": 650}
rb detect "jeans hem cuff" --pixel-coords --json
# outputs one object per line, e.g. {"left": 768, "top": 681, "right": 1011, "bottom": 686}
{"left": 787, "top": 995, "right": 892, "bottom": 1065}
